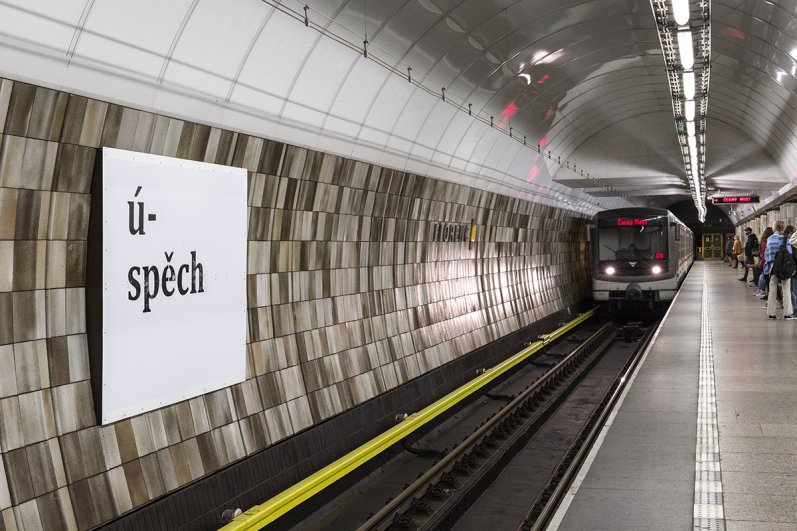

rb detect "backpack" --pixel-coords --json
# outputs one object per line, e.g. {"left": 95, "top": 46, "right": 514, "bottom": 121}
{"left": 772, "top": 238, "right": 797, "bottom": 280}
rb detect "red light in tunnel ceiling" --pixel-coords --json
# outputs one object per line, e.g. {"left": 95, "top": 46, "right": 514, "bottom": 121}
{"left": 723, "top": 27, "right": 745, "bottom": 39}
{"left": 527, "top": 165, "right": 539, "bottom": 183}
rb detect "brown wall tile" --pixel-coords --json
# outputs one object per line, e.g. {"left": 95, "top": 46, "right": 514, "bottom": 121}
{"left": 3, "top": 82, "right": 35, "bottom": 138}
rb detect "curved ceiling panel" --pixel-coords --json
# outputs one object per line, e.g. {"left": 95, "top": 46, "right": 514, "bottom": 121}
{"left": 1, "top": 0, "right": 796, "bottom": 216}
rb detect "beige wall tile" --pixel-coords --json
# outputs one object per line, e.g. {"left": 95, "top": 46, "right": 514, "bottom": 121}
{"left": 168, "top": 443, "right": 191, "bottom": 487}
{"left": 188, "top": 397, "right": 210, "bottom": 436}
{"left": 98, "top": 425, "right": 121, "bottom": 470}
{"left": 107, "top": 465, "right": 133, "bottom": 514}
{"left": 155, "top": 448, "right": 178, "bottom": 493}
{"left": 2, "top": 449, "right": 33, "bottom": 505}
{"left": 138, "top": 453, "right": 165, "bottom": 500}
{"left": 64, "top": 288, "right": 84, "bottom": 335}
{"left": 51, "top": 384, "right": 76, "bottom": 435}
{"left": 0, "top": 345, "right": 16, "bottom": 398}
{"left": 0, "top": 187, "right": 17, "bottom": 240}
{"left": 0, "top": 449, "right": 10, "bottom": 509}
{"left": 0, "top": 397, "right": 23, "bottom": 452}
{"left": 121, "top": 460, "right": 148, "bottom": 507}
{"left": 86, "top": 472, "right": 117, "bottom": 523}
{"left": 13, "top": 341, "right": 42, "bottom": 393}
{"left": 3, "top": 83, "right": 34, "bottom": 138}
{"left": 57, "top": 487, "right": 78, "bottom": 531}
{"left": 130, "top": 414, "right": 155, "bottom": 457}
{"left": 15, "top": 498, "right": 42, "bottom": 531}
{"left": 0, "top": 241, "right": 11, "bottom": 293}
{"left": 1, "top": 507, "right": 18, "bottom": 531}
{"left": 0, "top": 80, "right": 13, "bottom": 135}
{"left": 146, "top": 410, "right": 168, "bottom": 451}
{"left": 78, "top": 99, "right": 107, "bottom": 148}
{"left": 182, "top": 437, "right": 204, "bottom": 480}
{"left": 0, "top": 135, "right": 24, "bottom": 189}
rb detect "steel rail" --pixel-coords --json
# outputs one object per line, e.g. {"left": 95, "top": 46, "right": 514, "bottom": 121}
{"left": 356, "top": 320, "right": 616, "bottom": 531}
{"left": 219, "top": 308, "right": 598, "bottom": 531}
{"left": 525, "top": 319, "right": 661, "bottom": 531}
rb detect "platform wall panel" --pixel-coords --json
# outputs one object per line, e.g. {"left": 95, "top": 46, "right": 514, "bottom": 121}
{"left": 0, "top": 77, "right": 592, "bottom": 530}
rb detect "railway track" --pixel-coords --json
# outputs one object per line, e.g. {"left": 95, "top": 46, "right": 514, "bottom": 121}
{"left": 289, "top": 316, "right": 659, "bottom": 531}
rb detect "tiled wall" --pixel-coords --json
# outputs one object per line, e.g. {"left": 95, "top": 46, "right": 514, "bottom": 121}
{"left": 0, "top": 77, "right": 591, "bottom": 531}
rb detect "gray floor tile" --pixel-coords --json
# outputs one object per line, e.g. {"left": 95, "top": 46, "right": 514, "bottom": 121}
{"left": 724, "top": 493, "right": 797, "bottom": 523}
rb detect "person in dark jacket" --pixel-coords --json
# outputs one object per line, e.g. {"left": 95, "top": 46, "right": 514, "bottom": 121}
{"left": 739, "top": 228, "right": 758, "bottom": 282}
{"left": 726, "top": 237, "right": 735, "bottom": 266}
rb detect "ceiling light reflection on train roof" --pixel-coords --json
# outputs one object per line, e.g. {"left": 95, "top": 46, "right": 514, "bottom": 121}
{"left": 683, "top": 71, "right": 695, "bottom": 99}
{"left": 678, "top": 31, "right": 694, "bottom": 70}
{"left": 684, "top": 100, "right": 696, "bottom": 121}
{"left": 672, "top": 0, "right": 690, "bottom": 25}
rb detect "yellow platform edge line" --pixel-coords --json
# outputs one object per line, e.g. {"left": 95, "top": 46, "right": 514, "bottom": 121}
{"left": 221, "top": 307, "right": 597, "bottom": 531}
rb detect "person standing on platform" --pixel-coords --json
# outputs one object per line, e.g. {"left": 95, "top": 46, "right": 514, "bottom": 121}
{"left": 740, "top": 228, "right": 758, "bottom": 282}
{"left": 732, "top": 235, "right": 742, "bottom": 268}
{"left": 765, "top": 221, "right": 792, "bottom": 319}
{"left": 790, "top": 229, "right": 797, "bottom": 319}
{"left": 755, "top": 227, "right": 773, "bottom": 297}
{"left": 726, "top": 237, "right": 734, "bottom": 265}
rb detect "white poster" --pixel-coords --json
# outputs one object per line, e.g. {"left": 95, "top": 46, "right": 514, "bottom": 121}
{"left": 101, "top": 148, "right": 247, "bottom": 425}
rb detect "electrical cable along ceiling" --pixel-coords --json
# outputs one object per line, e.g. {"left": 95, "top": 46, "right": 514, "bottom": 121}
{"left": 0, "top": 0, "right": 795, "bottom": 217}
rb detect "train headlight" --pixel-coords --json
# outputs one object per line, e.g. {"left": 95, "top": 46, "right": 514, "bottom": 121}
{"left": 606, "top": 267, "right": 615, "bottom": 275}
{"left": 652, "top": 266, "right": 662, "bottom": 274}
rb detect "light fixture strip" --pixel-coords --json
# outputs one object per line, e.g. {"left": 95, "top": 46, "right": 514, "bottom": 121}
{"left": 649, "top": 0, "right": 711, "bottom": 221}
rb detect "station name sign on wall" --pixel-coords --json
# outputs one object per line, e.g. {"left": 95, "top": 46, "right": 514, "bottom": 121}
{"left": 88, "top": 148, "right": 247, "bottom": 425}
{"left": 432, "top": 219, "right": 477, "bottom": 249}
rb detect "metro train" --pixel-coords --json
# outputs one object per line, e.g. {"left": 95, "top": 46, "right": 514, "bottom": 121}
{"left": 591, "top": 208, "right": 694, "bottom": 311}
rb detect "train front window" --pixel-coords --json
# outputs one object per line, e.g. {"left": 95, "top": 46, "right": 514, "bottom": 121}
{"left": 598, "top": 216, "right": 668, "bottom": 261}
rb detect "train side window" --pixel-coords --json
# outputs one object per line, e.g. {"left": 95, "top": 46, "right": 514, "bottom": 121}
{"left": 672, "top": 222, "right": 681, "bottom": 241}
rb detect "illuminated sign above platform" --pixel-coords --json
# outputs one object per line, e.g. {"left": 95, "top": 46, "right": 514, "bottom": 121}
{"left": 712, "top": 196, "right": 759, "bottom": 204}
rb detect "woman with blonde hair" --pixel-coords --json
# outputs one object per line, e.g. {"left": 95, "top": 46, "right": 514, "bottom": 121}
{"left": 732, "top": 235, "right": 742, "bottom": 268}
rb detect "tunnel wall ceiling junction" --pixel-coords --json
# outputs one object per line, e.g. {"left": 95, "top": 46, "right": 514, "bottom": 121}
{"left": 0, "top": 77, "right": 592, "bottom": 530}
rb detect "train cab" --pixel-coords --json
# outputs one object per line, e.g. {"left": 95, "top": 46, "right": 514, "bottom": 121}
{"left": 592, "top": 208, "right": 694, "bottom": 310}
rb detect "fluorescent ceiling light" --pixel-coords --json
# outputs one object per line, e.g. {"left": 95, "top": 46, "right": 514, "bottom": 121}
{"left": 689, "top": 145, "right": 698, "bottom": 158}
{"left": 672, "top": 0, "right": 690, "bottom": 25}
{"left": 686, "top": 121, "right": 695, "bottom": 136}
{"left": 683, "top": 71, "right": 695, "bottom": 99}
{"left": 688, "top": 136, "right": 696, "bottom": 149}
{"left": 685, "top": 100, "right": 696, "bottom": 120}
{"left": 678, "top": 31, "right": 694, "bottom": 70}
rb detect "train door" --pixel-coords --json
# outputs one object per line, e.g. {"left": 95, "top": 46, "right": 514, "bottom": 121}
{"left": 702, "top": 233, "right": 723, "bottom": 259}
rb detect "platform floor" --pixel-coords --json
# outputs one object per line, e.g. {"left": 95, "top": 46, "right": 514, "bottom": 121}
{"left": 549, "top": 261, "right": 797, "bottom": 531}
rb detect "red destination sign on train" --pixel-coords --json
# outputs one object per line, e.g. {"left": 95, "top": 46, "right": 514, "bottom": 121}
{"left": 712, "top": 196, "right": 759, "bottom": 204}
{"left": 617, "top": 218, "right": 648, "bottom": 226}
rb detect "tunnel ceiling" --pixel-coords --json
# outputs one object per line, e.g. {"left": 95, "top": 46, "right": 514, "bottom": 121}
{"left": 0, "top": 0, "right": 795, "bottom": 216}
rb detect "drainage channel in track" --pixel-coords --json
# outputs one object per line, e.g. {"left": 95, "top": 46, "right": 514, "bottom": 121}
{"left": 285, "top": 316, "right": 654, "bottom": 531}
